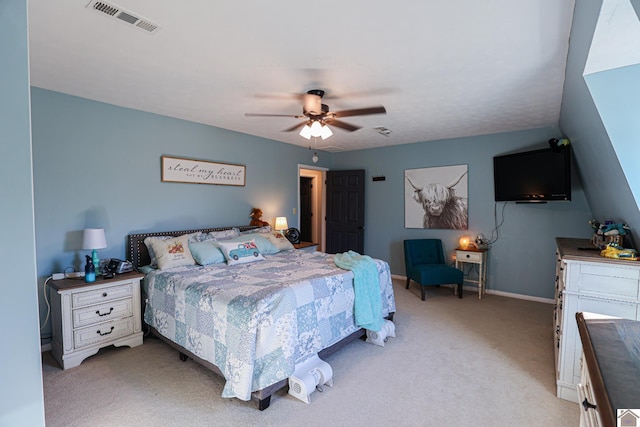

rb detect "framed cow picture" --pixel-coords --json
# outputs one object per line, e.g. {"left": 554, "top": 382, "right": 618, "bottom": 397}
{"left": 404, "top": 164, "right": 468, "bottom": 229}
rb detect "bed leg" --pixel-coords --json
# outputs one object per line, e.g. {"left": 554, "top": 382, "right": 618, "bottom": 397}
{"left": 179, "top": 352, "right": 188, "bottom": 362}
{"left": 257, "top": 396, "right": 271, "bottom": 411}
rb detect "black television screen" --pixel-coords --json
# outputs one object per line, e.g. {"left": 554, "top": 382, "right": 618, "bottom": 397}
{"left": 493, "top": 147, "right": 571, "bottom": 202}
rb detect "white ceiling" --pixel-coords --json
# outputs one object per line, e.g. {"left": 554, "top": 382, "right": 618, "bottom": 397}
{"left": 27, "top": 0, "right": 576, "bottom": 152}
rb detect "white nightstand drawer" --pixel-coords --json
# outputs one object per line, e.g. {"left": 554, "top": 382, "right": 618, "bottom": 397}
{"left": 73, "top": 299, "right": 133, "bottom": 328}
{"left": 73, "top": 317, "right": 134, "bottom": 349}
{"left": 457, "top": 250, "right": 482, "bottom": 263}
{"left": 72, "top": 282, "right": 133, "bottom": 308}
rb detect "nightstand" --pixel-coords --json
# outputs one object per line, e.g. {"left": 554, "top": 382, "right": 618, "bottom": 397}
{"left": 48, "top": 271, "right": 144, "bottom": 369}
{"left": 294, "top": 241, "right": 318, "bottom": 252}
{"left": 455, "top": 248, "right": 488, "bottom": 299}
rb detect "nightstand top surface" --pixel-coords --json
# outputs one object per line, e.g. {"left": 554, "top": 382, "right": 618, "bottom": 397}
{"left": 49, "top": 271, "right": 144, "bottom": 291}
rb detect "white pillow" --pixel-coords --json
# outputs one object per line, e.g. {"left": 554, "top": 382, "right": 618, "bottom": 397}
{"left": 203, "top": 228, "right": 240, "bottom": 241}
{"left": 146, "top": 234, "right": 196, "bottom": 270}
{"left": 218, "top": 239, "right": 265, "bottom": 265}
{"left": 144, "top": 232, "right": 201, "bottom": 267}
{"left": 265, "top": 231, "right": 295, "bottom": 251}
{"left": 242, "top": 225, "right": 272, "bottom": 234}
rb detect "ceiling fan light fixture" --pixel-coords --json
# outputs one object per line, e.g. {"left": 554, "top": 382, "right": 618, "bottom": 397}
{"left": 310, "top": 120, "right": 323, "bottom": 137}
{"left": 320, "top": 124, "right": 333, "bottom": 140}
{"left": 299, "top": 124, "right": 312, "bottom": 139}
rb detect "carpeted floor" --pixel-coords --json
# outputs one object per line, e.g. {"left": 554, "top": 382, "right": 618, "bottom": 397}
{"left": 42, "top": 279, "right": 579, "bottom": 427}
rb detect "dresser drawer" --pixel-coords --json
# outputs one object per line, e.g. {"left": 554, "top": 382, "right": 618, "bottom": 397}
{"left": 72, "top": 282, "right": 134, "bottom": 308}
{"left": 73, "top": 316, "right": 134, "bottom": 349}
{"left": 457, "top": 250, "right": 482, "bottom": 263}
{"left": 578, "top": 263, "right": 639, "bottom": 298}
{"left": 72, "top": 298, "right": 133, "bottom": 328}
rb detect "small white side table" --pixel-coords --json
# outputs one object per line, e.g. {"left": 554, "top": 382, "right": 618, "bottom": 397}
{"left": 455, "top": 248, "right": 488, "bottom": 299}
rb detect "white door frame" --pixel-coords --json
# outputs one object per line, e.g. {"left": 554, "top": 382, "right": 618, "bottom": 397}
{"left": 298, "top": 164, "right": 327, "bottom": 252}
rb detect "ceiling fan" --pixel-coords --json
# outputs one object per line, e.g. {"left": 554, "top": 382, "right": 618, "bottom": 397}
{"left": 245, "top": 89, "right": 386, "bottom": 139}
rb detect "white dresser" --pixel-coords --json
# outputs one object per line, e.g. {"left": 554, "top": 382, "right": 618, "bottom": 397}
{"left": 49, "top": 271, "right": 144, "bottom": 369}
{"left": 554, "top": 238, "right": 640, "bottom": 403}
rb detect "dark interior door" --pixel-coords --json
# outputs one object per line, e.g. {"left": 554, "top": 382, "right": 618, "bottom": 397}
{"left": 299, "top": 176, "right": 313, "bottom": 242}
{"left": 325, "top": 170, "right": 365, "bottom": 254}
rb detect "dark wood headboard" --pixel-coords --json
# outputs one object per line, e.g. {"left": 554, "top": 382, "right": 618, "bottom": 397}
{"left": 127, "top": 225, "right": 258, "bottom": 268}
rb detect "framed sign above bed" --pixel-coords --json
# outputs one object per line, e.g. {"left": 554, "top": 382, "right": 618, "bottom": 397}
{"left": 161, "top": 155, "right": 246, "bottom": 186}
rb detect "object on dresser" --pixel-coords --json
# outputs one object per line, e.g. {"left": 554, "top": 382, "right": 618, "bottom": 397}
{"left": 589, "top": 219, "right": 630, "bottom": 249}
{"left": 249, "top": 207, "right": 270, "bottom": 227}
{"left": 104, "top": 258, "right": 133, "bottom": 277}
{"left": 600, "top": 242, "right": 639, "bottom": 261}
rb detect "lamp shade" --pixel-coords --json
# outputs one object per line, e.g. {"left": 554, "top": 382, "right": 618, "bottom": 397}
{"left": 274, "top": 217, "right": 288, "bottom": 231}
{"left": 82, "top": 228, "right": 107, "bottom": 250}
{"left": 310, "top": 120, "right": 323, "bottom": 137}
{"left": 319, "top": 124, "right": 333, "bottom": 140}
{"left": 299, "top": 124, "right": 312, "bottom": 139}
{"left": 458, "top": 236, "right": 470, "bottom": 250}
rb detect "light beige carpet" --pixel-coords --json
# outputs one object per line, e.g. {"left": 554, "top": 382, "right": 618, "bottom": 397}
{"left": 42, "top": 279, "right": 579, "bottom": 427}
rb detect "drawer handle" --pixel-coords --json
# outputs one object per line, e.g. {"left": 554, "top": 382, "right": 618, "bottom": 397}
{"left": 466, "top": 254, "right": 471, "bottom": 258}
{"left": 102, "top": 292, "right": 108, "bottom": 297}
{"left": 97, "top": 326, "right": 115, "bottom": 336}
{"left": 96, "top": 307, "right": 114, "bottom": 317}
{"left": 582, "top": 398, "right": 597, "bottom": 411}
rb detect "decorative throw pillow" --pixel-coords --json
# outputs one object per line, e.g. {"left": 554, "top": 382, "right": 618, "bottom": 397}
{"left": 265, "top": 231, "right": 295, "bottom": 251}
{"left": 146, "top": 234, "right": 195, "bottom": 270}
{"left": 218, "top": 239, "right": 265, "bottom": 265}
{"left": 144, "top": 232, "right": 201, "bottom": 267}
{"left": 226, "top": 233, "right": 279, "bottom": 255}
{"left": 188, "top": 241, "right": 226, "bottom": 265}
{"left": 143, "top": 235, "right": 172, "bottom": 267}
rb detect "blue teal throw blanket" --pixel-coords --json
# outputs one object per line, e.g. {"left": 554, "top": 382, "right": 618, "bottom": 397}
{"left": 334, "top": 250, "right": 383, "bottom": 331}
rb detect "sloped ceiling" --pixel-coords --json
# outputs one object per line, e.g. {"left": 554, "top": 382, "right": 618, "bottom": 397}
{"left": 28, "top": 0, "right": 575, "bottom": 152}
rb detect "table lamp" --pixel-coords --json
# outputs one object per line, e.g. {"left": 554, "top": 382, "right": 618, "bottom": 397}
{"left": 82, "top": 228, "right": 107, "bottom": 274}
{"left": 274, "top": 217, "right": 288, "bottom": 234}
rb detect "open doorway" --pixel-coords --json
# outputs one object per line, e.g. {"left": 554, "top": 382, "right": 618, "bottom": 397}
{"left": 298, "top": 166, "right": 327, "bottom": 252}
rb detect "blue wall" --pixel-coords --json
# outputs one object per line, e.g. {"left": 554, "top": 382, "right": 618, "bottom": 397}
{"left": 0, "top": 1, "right": 45, "bottom": 425}
{"left": 585, "top": 64, "right": 640, "bottom": 211}
{"left": 560, "top": 0, "right": 640, "bottom": 244}
{"left": 334, "top": 130, "right": 592, "bottom": 299}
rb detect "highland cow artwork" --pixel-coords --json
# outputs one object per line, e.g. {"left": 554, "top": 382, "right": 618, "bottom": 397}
{"left": 404, "top": 165, "right": 468, "bottom": 229}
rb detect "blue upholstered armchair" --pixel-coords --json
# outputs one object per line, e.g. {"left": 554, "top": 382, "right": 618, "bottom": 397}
{"left": 404, "top": 239, "right": 463, "bottom": 300}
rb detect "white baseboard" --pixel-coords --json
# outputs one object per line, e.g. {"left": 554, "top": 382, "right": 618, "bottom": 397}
{"left": 394, "top": 274, "right": 554, "bottom": 304}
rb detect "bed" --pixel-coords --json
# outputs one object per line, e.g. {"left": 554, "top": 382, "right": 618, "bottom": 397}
{"left": 127, "top": 225, "right": 396, "bottom": 410}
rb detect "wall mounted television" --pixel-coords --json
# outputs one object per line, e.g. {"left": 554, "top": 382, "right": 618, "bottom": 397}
{"left": 493, "top": 146, "right": 571, "bottom": 202}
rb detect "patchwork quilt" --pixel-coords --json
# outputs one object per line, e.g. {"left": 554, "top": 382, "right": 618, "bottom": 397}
{"left": 143, "top": 250, "right": 396, "bottom": 401}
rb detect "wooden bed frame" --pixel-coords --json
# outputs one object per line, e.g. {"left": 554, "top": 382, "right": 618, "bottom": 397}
{"left": 126, "top": 225, "right": 394, "bottom": 410}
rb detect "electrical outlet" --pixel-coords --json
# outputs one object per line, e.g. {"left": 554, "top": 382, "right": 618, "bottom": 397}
{"left": 52, "top": 273, "right": 65, "bottom": 280}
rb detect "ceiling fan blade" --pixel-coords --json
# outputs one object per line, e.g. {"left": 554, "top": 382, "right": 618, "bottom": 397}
{"left": 245, "top": 113, "right": 304, "bottom": 118}
{"left": 332, "top": 106, "right": 386, "bottom": 118}
{"left": 326, "top": 119, "right": 361, "bottom": 132}
{"left": 283, "top": 122, "right": 307, "bottom": 132}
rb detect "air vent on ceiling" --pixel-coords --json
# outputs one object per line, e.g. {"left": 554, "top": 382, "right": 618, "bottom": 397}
{"left": 320, "top": 146, "right": 344, "bottom": 153}
{"left": 87, "top": 1, "right": 162, "bottom": 34}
